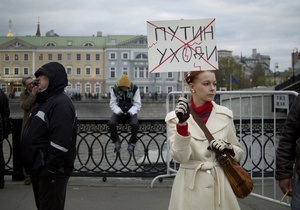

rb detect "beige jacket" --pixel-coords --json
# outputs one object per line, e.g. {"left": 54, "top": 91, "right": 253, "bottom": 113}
{"left": 166, "top": 101, "right": 243, "bottom": 210}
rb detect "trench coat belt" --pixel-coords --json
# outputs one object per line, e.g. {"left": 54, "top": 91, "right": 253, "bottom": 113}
{"left": 180, "top": 160, "right": 221, "bottom": 206}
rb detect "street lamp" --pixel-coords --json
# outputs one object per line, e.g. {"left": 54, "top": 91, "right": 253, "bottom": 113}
{"left": 292, "top": 48, "right": 299, "bottom": 82}
{"left": 274, "top": 62, "right": 278, "bottom": 86}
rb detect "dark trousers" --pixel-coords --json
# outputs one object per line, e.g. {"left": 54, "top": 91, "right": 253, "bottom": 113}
{"left": 31, "top": 169, "right": 70, "bottom": 210}
{"left": 108, "top": 113, "right": 139, "bottom": 144}
{"left": 0, "top": 140, "right": 4, "bottom": 187}
{"left": 292, "top": 178, "right": 300, "bottom": 210}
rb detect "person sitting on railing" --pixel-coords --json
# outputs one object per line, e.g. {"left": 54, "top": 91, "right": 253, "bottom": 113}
{"left": 165, "top": 70, "right": 243, "bottom": 210}
{"left": 108, "top": 74, "right": 141, "bottom": 155}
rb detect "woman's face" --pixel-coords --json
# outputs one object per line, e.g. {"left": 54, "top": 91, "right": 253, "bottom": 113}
{"left": 188, "top": 71, "right": 217, "bottom": 106}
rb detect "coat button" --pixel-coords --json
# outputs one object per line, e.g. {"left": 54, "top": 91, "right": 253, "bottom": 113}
{"left": 205, "top": 153, "right": 211, "bottom": 158}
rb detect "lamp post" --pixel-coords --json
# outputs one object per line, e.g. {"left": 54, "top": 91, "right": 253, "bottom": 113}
{"left": 292, "top": 48, "right": 299, "bottom": 82}
{"left": 274, "top": 62, "right": 278, "bottom": 86}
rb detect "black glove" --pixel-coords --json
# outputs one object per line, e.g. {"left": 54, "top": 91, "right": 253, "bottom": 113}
{"left": 175, "top": 96, "right": 190, "bottom": 124}
{"left": 210, "top": 139, "right": 233, "bottom": 152}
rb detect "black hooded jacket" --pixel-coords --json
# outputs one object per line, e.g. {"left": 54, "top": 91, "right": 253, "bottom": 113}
{"left": 21, "top": 62, "right": 77, "bottom": 175}
{"left": 276, "top": 94, "right": 300, "bottom": 180}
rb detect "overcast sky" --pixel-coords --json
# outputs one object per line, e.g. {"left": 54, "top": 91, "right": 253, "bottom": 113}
{"left": 1, "top": 0, "right": 299, "bottom": 72}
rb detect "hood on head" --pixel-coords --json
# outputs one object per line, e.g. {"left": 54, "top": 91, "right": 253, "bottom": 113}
{"left": 35, "top": 62, "right": 68, "bottom": 98}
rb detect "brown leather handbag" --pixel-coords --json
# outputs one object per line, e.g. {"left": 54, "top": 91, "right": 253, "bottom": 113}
{"left": 190, "top": 107, "right": 253, "bottom": 198}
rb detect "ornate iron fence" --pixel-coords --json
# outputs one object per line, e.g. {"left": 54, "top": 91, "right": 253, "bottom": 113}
{"left": 4, "top": 118, "right": 283, "bottom": 181}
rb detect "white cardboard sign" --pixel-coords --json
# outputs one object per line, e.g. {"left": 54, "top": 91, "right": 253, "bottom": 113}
{"left": 147, "top": 18, "right": 218, "bottom": 73}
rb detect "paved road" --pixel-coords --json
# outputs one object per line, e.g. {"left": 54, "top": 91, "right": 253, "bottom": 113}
{"left": 0, "top": 176, "right": 291, "bottom": 210}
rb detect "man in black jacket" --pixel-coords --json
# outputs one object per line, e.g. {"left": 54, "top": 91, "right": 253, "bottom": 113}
{"left": 0, "top": 89, "right": 10, "bottom": 189}
{"left": 21, "top": 62, "right": 77, "bottom": 210}
{"left": 276, "top": 94, "right": 300, "bottom": 209}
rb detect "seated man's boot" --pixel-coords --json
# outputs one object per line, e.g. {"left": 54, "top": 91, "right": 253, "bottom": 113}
{"left": 114, "top": 139, "right": 121, "bottom": 153}
{"left": 127, "top": 143, "right": 136, "bottom": 155}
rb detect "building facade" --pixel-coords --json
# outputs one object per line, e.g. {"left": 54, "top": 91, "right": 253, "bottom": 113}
{"left": 0, "top": 34, "right": 182, "bottom": 98}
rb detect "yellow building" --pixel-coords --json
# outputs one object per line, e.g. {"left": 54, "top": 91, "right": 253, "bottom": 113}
{"left": 0, "top": 31, "right": 137, "bottom": 97}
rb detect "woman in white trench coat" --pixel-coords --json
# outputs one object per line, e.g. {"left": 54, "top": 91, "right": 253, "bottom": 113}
{"left": 166, "top": 71, "right": 243, "bottom": 210}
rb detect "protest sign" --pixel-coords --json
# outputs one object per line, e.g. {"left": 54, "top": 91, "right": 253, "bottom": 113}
{"left": 147, "top": 18, "right": 218, "bottom": 73}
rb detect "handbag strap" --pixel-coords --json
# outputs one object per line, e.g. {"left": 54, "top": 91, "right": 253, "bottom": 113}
{"left": 189, "top": 105, "right": 224, "bottom": 157}
{"left": 189, "top": 105, "right": 214, "bottom": 142}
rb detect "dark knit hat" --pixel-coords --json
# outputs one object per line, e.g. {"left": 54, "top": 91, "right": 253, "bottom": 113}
{"left": 117, "top": 74, "right": 131, "bottom": 88}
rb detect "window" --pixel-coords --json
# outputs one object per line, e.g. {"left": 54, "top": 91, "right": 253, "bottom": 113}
{"left": 139, "top": 86, "right": 144, "bottom": 94}
{"left": 122, "top": 67, "right": 128, "bottom": 75}
{"left": 77, "top": 54, "right": 81, "bottom": 61}
{"left": 139, "top": 67, "right": 144, "bottom": 78}
{"left": 95, "top": 54, "right": 100, "bottom": 61}
{"left": 86, "top": 54, "right": 90, "bottom": 61}
{"left": 76, "top": 83, "right": 81, "bottom": 92}
{"left": 14, "top": 54, "right": 19, "bottom": 61}
{"left": 122, "top": 53, "right": 129, "bottom": 60}
{"left": 156, "top": 86, "right": 161, "bottom": 94}
{"left": 1, "top": 84, "right": 7, "bottom": 93}
{"left": 85, "top": 67, "right": 91, "bottom": 75}
{"left": 66, "top": 67, "right": 72, "bottom": 75}
{"left": 167, "top": 72, "right": 173, "bottom": 78}
{"left": 14, "top": 67, "right": 19, "bottom": 75}
{"left": 4, "top": 54, "right": 9, "bottom": 61}
{"left": 109, "top": 53, "right": 116, "bottom": 60}
{"left": 167, "top": 86, "right": 173, "bottom": 93}
{"left": 110, "top": 67, "right": 116, "bottom": 78}
{"left": 4, "top": 68, "right": 9, "bottom": 75}
{"left": 84, "top": 42, "right": 93, "bottom": 47}
{"left": 85, "top": 83, "right": 91, "bottom": 93}
{"left": 67, "top": 54, "right": 72, "bottom": 61}
{"left": 48, "top": 54, "right": 52, "bottom": 61}
{"left": 58, "top": 54, "right": 62, "bottom": 60}
{"left": 95, "top": 68, "right": 100, "bottom": 75}
{"left": 24, "top": 54, "right": 29, "bottom": 61}
{"left": 76, "top": 68, "right": 81, "bottom": 75}
{"left": 135, "top": 53, "right": 148, "bottom": 59}
{"left": 95, "top": 83, "right": 100, "bottom": 93}
{"left": 155, "top": 73, "right": 161, "bottom": 78}
{"left": 139, "top": 39, "right": 146, "bottom": 45}
{"left": 134, "top": 67, "right": 148, "bottom": 78}
{"left": 46, "top": 42, "right": 56, "bottom": 46}
{"left": 23, "top": 67, "right": 29, "bottom": 75}
{"left": 38, "top": 54, "right": 43, "bottom": 61}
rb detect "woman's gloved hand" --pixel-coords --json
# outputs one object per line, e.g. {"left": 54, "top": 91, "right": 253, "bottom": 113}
{"left": 210, "top": 139, "right": 233, "bottom": 152}
{"left": 175, "top": 96, "right": 190, "bottom": 124}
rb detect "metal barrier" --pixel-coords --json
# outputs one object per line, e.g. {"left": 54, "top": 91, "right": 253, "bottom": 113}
{"left": 151, "top": 90, "right": 298, "bottom": 207}
{"left": 3, "top": 90, "right": 298, "bottom": 207}
{"left": 5, "top": 119, "right": 168, "bottom": 181}
{"left": 73, "top": 119, "right": 167, "bottom": 181}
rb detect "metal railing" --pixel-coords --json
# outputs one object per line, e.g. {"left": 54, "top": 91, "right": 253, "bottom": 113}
{"left": 3, "top": 90, "right": 297, "bottom": 206}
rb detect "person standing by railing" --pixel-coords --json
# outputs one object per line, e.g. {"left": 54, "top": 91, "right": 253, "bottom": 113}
{"left": 21, "top": 62, "right": 77, "bottom": 210}
{"left": 166, "top": 71, "right": 243, "bottom": 210}
{"left": 0, "top": 89, "right": 10, "bottom": 189}
{"left": 20, "top": 76, "right": 38, "bottom": 185}
{"left": 276, "top": 93, "right": 300, "bottom": 210}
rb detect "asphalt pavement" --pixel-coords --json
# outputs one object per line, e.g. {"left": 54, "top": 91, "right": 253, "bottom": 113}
{"left": 0, "top": 176, "right": 291, "bottom": 210}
